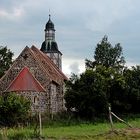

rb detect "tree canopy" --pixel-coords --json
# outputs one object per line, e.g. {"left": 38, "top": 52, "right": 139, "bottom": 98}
{"left": 0, "top": 46, "right": 14, "bottom": 78}
{"left": 65, "top": 69, "right": 108, "bottom": 118}
{"left": 85, "top": 36, "right": 125, "bottom": 70}
{"left": 65, "top": 36, "right": 140, "bottom": 119}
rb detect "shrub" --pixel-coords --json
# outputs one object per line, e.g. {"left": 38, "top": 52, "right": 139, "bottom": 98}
{"left": 0, "top": 92, "right": 31, "bottom": 127}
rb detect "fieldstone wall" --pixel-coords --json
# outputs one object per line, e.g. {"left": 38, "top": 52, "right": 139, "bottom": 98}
{"left": 17, "top": 91, "right": 49, "bottom": 113}
{"left": 0, "top": 47, "right": 66, "bottom": 114}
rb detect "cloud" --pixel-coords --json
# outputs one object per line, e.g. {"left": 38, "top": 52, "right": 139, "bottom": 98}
{"left": 62, "top": 57, "right": 85, "bottom": 77}
{"left": 69, "top": 63, "right": 80, "bottom": 75}
{"left": 84, "top": 0, "right": 135, "bottom": 32}
{"left": 0, "top": 8, "right": 24, "bottom": 20}
{"left": 0, "top": 0, "right": 140, "bottom": 77}
{"left": 126, "top": 62, "right": 137, "bottom": 68}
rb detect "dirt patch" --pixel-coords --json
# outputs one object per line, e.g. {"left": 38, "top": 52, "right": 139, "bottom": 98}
{"left": 124, "top": 128, "right": 140, "bottom": 133}
{"left": 94, "top": 128, "right": 140, "bottom": 140}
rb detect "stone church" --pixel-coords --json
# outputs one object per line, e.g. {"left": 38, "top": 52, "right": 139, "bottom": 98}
{"left": 0, "top": 15, "right": 67, "bottom": 114}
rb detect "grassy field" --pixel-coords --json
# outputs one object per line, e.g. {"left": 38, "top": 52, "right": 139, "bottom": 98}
{"left": 0, "top": 117, "right": 140, "bottom": 140}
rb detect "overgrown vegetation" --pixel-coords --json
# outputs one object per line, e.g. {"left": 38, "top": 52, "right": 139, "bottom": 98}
{"left": 0, "top": 93, "right": 31, "bottom": 127}
{"left": 0, "top": 46, "right": 13, "bottom": 78}
{"left": 0, "top": 116, "right": 140, "bottom": 140}
{"left": 65, "top": 36, "right": 140, "bottom": 119}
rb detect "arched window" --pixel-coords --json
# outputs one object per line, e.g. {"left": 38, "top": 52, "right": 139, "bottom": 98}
{"left": 34, "top": 96, "right": 39, "bottom": 105}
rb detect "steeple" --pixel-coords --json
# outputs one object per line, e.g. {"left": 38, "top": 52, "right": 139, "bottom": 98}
{"left": 45, "top": 15, "right": 55, "bottom": 31}
{"left": 40, "top": 15, "right": 62, "bottom": 70}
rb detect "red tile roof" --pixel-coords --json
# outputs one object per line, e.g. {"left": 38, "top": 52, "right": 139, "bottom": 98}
{"left": 0, "top": 46, "right": 67, "bottom": 93}
{"left": 31, "top": 46, "right": 68, "bottom": 82}
{"left": 6, "top": 66, "right": 46, "bottom": 92}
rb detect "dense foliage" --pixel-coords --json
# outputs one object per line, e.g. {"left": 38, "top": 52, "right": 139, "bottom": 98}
{"left": 65, "top": 69, "right": 108, "bottom": 119}
{"left": 123, "top": 66, "right": 140, "bottom": 113}
{"left": 85, "top": 35, "right": 125, "bottom": 70}
{"left": 0, "top": 93, "right": 31, "bottom": 127}
{"left": 65, "top": 36, "right": 140, "bottom": 119}
{"left": 0, "top": 46, "right": 14, "bottom": 78}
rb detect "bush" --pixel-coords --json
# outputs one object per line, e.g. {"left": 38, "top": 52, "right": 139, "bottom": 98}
{"left": 65, "top": 70, "right": 108, "bottom": 119}
{"left": 0, "top": 93, "right": 31, "bottom": 127}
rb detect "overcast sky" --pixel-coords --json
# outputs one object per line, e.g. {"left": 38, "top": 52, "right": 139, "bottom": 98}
{"left": 0, "top": 0, "right": 140, "bottom": 76}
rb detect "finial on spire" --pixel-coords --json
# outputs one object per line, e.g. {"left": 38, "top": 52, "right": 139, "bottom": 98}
{"left": 49, "top": 14, "right": 51, "bottom": 20}
{"left": 49, "top": 9, "right": 51, "bottom": 20}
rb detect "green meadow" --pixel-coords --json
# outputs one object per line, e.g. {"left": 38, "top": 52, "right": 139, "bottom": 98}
{"left": 1, "top": 117, "right": 140, "bottom": 140}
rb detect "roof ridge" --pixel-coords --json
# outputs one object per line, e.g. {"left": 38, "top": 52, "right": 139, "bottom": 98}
{"left": 29, "top": 46, "right": 55, "bottom": 81}
{"left": 31, "top": 46, "right": 62, "bottom": 82}
{"left": 31, "top": 45, "right": 67, "bottom": 80}
{"left": 0, "top": 46, "right": 30, "bottom": 83}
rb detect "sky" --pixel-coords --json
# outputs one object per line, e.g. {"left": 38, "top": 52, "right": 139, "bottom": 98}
{"left": 0, "top": 0, "right": 140, "bottom": 77}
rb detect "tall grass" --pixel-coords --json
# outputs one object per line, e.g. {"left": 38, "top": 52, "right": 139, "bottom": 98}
{"left": 0, "top": 114, "right": 140, "bottom": 140}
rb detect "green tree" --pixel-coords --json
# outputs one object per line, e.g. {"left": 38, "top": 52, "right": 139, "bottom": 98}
{"left": 65, "top": 36, "right": 130, "bottom": 118}
{"left": 108, "top": 72, "right": 130, "bottom": 113}
{"left": 65, "top": 35, "right": 140, "bottom": 119}
{"left": 0, "top": 46, "right": 14, "bottom": 78}
{"left": 86, "top": 35, "right": 125, "bottom": 70}
{"left": 123, "top": 66, "right": 140, "bottom": 113}
{"left": 65, "top": 69, "right": 108, "bottom": 119}
{"left": 0, "top": 93, "right": 31, "bottom": 127}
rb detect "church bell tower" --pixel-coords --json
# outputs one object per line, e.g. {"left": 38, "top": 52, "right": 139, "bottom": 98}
{"left": 40, "top": 15, "right": 62, "bottom": 70}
